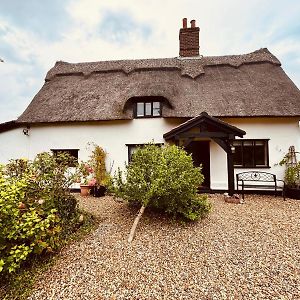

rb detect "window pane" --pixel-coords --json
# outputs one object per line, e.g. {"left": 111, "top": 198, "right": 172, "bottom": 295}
{"left": 233, "top": 141, "right": 241, "bottom": 146}
{"left": 52, "top": 149, "right": 78, "bottom": 167}
{"left": 233, "top": 145, "right": 243, "bottom": 166}
{"left": 128, "top": 143, "right": 164, "bottom": 163}
{"left": 153, "top": 102, "right": 161, "bottom": 116}
{"left": 254, "top": 142, "right": 267, "bottom": 166}
{"left": 145, "top": 103, "right": 152, "bottom": 116}
{"left": 233, "top": 140, "right": 268, "bottom": 168}
{"left": 137, "top": 103, "right": 144, "bottom": 117}
{"left": 128, "top": 146, "right": 137, "bottom": 162}
{"left": 243, "top": 141, "right": 253, "bottom": 146}
{"left": 243, "top": 142, "right": 254, "bottom": 167}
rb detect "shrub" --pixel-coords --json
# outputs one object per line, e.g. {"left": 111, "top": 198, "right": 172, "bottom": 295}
{"left": 279, "top": 146, "right": 300, "bottom": 188}
{"left": 89, "top": 145, "right": 110, "bottom": 186}
{"left": 0, "top": 165, "right": 61, "bottom": 273}
{"left": 115, "top": 144, "right": 211, "bottom": 220}
{"left": 29, "top": 152, "right": 78, "bottom": 221}
{"left": 0, "top": 152, "right": 81, "bottom": 274}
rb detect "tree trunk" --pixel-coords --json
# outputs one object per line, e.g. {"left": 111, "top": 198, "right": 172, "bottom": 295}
{"left": 128, "top": 205, "right": 146, "bottom": 243}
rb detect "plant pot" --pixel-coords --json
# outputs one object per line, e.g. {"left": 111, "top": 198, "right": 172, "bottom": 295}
{"left": 80, "top": 185, "right": 91, "bottom": 196}
{"left": 92, "top": 185, "right": 107, "bottom": 197}
{"left": 285, "top": 187, "right": 300, "bottom": 200}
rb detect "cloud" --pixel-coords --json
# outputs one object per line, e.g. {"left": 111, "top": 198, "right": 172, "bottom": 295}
{"left": 98, "top": 10, "right": 152, "bottom": 45}
{"left": 0, "top": 62, "right": 43, "bottom": 121}
{"left": 0, "top": 0, "right": 72, "bottom": 41}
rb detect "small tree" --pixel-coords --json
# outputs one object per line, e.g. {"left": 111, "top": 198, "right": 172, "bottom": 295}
{"left": 115, "top": 144, "right": 211, "bottom": 242}
{"left": 89, "top": 145, "right": 109, "bottom": 187}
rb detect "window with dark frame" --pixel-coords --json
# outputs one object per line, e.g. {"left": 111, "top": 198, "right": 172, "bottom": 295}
{"left": 233, "top": 140, "right": 269, "bottom": 168}
{"left": 135, "top": 101, "right": 161, "bottom": 118}
{"left": 51, "top": 149, "right": 79, "bottom": 167}
{"left": 126, "top": 143, "right": 164, "bottom": 163}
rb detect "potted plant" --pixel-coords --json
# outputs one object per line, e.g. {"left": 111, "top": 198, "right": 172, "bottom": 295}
{"left": 89, "top": 145, "right": 109, "bottom": 197}
{"left": 77, "top": 162, "right": 94, "bottom": 196}
{"left": 279, "top": 146, "right": 300, "bottom": 199}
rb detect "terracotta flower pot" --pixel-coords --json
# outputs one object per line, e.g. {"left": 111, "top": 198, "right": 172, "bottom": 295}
{"left": 80, "top": 185, "right": 91, "bottom": 196}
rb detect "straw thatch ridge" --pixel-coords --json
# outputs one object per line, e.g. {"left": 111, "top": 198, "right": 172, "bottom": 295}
{"left": 45, "top": 48, "right": 280, "bottom": 80}
{"left": 17, "top": 48, "right": 300, "bottom": 124}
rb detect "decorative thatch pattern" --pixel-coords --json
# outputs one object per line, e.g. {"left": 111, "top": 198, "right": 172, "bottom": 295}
{"left": 17, "top": 48, "right": 300, "bottom": 123}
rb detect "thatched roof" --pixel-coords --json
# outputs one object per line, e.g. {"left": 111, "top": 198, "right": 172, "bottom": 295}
{"left": 0, "top": 120, "right": 19, "bottom": 133}
{"left": 17, "top": 48, "right": 300, "bottom": 123}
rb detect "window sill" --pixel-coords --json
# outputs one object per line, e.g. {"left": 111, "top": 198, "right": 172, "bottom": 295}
{"left": 234, "top": 166, "right": 271, "bottom": 169}
{"left": 134, "top": 116, "right": 162, "bottom": 119}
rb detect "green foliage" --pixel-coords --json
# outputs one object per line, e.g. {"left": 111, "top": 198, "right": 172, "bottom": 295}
{"left": 0, "top": 210, "right": 96, "bottom": 300}
{"left": 0, "top": 153, "right": 81, "bottom": 275}
{"left": 114, "top": 144, "right": 211, "bottom": 220}
{"left": 76, "top": 144, "right": 110, "bottom": 189}
{"left": 0, "top": 168, "right": 60, "bottom": 273}
{"left": 89, "top": 145, "right": 110, "bottom": 186}
{"left": 279, "top": 151, "right": 300, "bottom": 188}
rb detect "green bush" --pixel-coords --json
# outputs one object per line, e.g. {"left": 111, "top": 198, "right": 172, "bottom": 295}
{"left": 30, "top": 152, "right": 78, "bottom": 221}
{"left": 279, "top": 150, "right": 300, "bottom": 188}
{"left": 114, "top": 144, "right": 211, "bottom": 220}
{"left": 6, "top": 153, "right": 78, "bottom": 221}
{"left": 0, "top": 165, "right": 61, "bottom": 273}
{"left": 0, "top": 152, "right": 80, "bottom": 274}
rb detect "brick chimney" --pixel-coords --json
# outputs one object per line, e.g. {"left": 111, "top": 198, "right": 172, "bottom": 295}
{"left": 179, "top": 18, "right": 200, "bottom": 57}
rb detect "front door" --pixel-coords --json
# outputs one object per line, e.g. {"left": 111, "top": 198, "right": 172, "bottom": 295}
{"left": 185, "top": 141, "right": 210, "bottom": 189}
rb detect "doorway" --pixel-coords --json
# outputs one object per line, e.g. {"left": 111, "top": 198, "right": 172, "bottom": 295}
{"left": 185, "top": 141, "right": 210, "bottom": 189}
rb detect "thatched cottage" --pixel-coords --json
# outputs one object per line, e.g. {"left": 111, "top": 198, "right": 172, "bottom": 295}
{"left": 1, "top": 19, "right": 300, "bottom": 194}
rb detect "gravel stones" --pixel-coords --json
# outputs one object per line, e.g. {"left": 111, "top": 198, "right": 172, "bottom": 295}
{"left": 28, "top": 194, "right": 300, "bottom": 299}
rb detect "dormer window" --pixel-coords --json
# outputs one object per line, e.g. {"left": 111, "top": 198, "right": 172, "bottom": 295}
{"left": 135, "top": 101, "right": 161, "bottom": 118}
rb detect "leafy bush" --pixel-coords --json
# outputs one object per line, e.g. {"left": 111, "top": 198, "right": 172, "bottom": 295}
{"left": 76, "top": 144, "right": 111, "bottom": 189}
{"left": 0, "top": 152, "right": 81, "bottom": 274}
{"left": 114, "top": 144, "right": 211, "bottom": 220}
{"left": 0, "top": 165, "right": 61, "bottom": 273}
{"left": 6, "top": 153, "right": 78, "bottom": 221}
{"left": 30, "top": 152, "right": 78, "bottom": 220}
{"left": 279, "top": 147, "right": 300, "bottom": 188}
{"left": 89, "top": 145, "right": 110, "bottom": 186}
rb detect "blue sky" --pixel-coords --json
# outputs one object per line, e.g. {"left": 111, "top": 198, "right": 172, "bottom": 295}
{"left": 0, "top": 0, "right": 300, "bottom": 123}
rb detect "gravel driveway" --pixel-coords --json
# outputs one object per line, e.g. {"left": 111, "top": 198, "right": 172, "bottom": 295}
{"left": 28, "top": 194, "right": 300, "bottom": 300}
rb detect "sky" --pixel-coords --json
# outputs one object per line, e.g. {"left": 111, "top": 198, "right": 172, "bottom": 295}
{"left": 0, "top": 0, "right": 300, "bottom": 123}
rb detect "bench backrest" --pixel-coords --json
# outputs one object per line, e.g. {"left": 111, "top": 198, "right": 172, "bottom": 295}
{"left": 236, "top": 171, "right": 276, "bottom": 182}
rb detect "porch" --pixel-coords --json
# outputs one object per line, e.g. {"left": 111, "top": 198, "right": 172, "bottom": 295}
{"left": 163, "top": 112, "right": 246, "bottom": 195}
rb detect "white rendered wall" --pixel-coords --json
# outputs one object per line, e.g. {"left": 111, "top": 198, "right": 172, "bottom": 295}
{"left": 0, "top": 127, "right": 30, "bottom": 163}
{"left": 210, "top": 117, "right": 300, "bottom": 190}
{"left": 0, "top": 118, "right": 182, "bottom": 174}
{"left": 0, "top": 117, "right": 299, "bottom": 191}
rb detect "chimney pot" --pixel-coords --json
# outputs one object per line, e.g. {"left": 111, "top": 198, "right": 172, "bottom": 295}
{"left": 179, "top": 18, "right": 200, "bottom": 57}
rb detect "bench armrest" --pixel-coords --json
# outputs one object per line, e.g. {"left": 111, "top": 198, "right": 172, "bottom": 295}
{"left": 276, "top": 179, "right": 286, "bottom": 187}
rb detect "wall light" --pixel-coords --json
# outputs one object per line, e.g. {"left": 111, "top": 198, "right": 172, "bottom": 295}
{"left": 23, "top": 128, "right": 29, "bottom": 136}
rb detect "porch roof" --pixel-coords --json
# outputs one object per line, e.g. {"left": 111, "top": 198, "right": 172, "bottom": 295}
{"left": 163, "top": 112, "right": 246, "bottom": 140}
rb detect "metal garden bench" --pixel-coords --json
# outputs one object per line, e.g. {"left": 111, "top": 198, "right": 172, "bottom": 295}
{"left": 236, "top": 171, "right": 285, "bottom": 200}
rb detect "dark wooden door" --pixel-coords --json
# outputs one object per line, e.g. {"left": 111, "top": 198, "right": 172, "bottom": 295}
{"left": 185, "top": 141, "right": 210, "bottom": 189}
